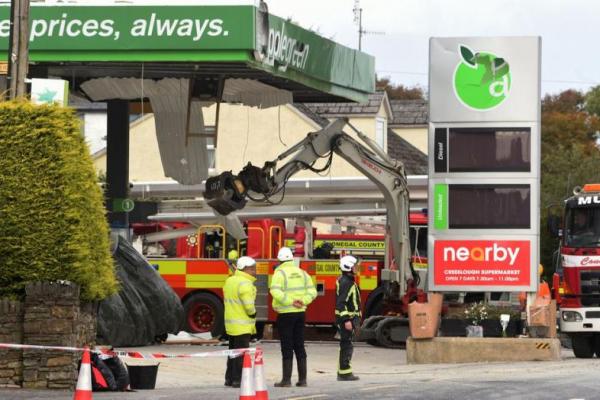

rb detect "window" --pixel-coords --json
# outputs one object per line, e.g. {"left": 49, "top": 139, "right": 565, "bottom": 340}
{"left": 565, "top": 207, "right": 600, "bottom": 247}
{"left": 375, "top": 117, "right": 386, "bottom": 149}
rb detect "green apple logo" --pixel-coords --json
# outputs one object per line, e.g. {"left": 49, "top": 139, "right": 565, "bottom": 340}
{"left": 453, "top": 44, "right": 511, "bottom": 111}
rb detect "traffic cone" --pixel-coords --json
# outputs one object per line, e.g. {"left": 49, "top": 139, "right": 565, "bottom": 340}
{"left": 254, "top": 347, "right": 269, "bottom": 400}
{"left": 239, "top": 350, "right": 255, "bottom": 400}
{"left": 73, "top": 347, "right": 93, "bottom": 400}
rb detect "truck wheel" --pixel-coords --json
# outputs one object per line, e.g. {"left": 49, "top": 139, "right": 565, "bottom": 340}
{"left": 375, "top": 317, "right": 409, "bottom": 348}
{"left": 359, "top": 315, "right": 386, "bottom": 346}
{"left": 183, "top": 292, "right": 224, "bottom": 337}
{"left": 571, "top": 334, "right": 594, "bottom": 358}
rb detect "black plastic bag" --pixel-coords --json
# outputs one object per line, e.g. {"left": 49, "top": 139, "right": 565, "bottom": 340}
{"left": 97, "top": 236, "right": 183, "bottom": 346}
{"left": 104, "top": 355, "right": 130, "bottom": 391}
{"left": 78, "top": 353, "right": 117, "bottom": 391}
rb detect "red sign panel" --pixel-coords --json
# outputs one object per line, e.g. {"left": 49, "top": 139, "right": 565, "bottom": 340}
{"left": 434, "top": 240, "right": 530, "bottom": 286}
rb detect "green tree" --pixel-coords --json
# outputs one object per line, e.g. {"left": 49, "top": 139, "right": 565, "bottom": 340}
{"left": 541, "top": 110, "right": 599, "bottom": 154}
{"left": 540, "top": 145, "right": 600, "bottom": 272}
{"left": 0, "top": 101, "right": 117, "bottom": 300}
{"left": 376, "top": 77, "right": 425, "bottom": 100}
{"left": 542, "top": 89, "right": 584, "bottom": 113}
{"left": 584, "top": 85, "right": 600, "bottom": 117}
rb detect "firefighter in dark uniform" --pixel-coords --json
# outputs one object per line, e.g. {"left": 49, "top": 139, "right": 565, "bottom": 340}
{"left": 335, "top": 255, "right": 361, "bottom": 381}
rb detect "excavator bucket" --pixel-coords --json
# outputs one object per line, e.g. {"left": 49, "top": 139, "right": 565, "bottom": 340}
{"left": 203, "top": 172, "right": 247, "bottom": 215}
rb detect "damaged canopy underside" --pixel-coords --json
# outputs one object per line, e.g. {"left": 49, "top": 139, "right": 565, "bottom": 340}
{"left": 5, "top": 3, "right": 375, "bottom": 185}
{"left": 81, "top": 76, "right": 293, "bottom": 185}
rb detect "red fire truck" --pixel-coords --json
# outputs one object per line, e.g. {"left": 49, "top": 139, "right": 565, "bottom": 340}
{"left": 133, "top": 212, "right": 427, "bottom": 337}
{"left": 552, "top": 184, "right": 600, "bottom": 357}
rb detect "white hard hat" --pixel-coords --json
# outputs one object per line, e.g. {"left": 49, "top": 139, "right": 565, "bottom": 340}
{"left": 277, "top": 247, "right": 294, "bottom": 262}
{"left": 340, "top": 255, "right": 358, "bottom": 272}
{"left": 236, "top": 256, "right": 256, "bottom": 270}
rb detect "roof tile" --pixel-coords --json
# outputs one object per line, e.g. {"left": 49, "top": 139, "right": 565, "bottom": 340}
{"left": 303, "top": 91, "right": 385, "bottom": 116}
{"left": 389, "top": 99, "right": 428, "bottom": 126}
{"left": 387, "top": 129, "right": 427, "bottom": 175}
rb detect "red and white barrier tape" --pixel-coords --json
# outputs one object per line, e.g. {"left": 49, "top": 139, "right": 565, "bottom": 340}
{"left": 0, "top": 343, "right": 254, "bottom": 359}
{"left": 97, "top": 348, "right": 254, "bottom": 359}
{"left": 0, "top": 343, "right": 86, "bottom": 352}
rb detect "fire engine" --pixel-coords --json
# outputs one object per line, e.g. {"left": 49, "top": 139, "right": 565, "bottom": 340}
{"left": 133, "top": 212, "right": 428, "bottom": 339}
{"left": 552, "top": 184, "right": 600, "bottom": 357}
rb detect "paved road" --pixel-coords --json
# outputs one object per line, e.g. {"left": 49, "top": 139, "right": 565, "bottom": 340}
{"left": 2, "top": 342, "right": 599, "bottom": 400}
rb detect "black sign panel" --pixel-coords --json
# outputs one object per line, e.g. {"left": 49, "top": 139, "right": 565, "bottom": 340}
{"left": 434, "top": 128, "right": 447, "bottom": 172}
{"left": 448, "top": 128, "right": 531, "bottom": 172}
{"left": 448, "top": 184, "right": 531, "bottom": 229}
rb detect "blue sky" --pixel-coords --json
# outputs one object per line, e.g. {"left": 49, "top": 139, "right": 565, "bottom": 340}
{"left": 15, "top": 0, "right": 598, "bottom": 95}
{"left": 268, "top": 0, "right": 600, "bottom": 95}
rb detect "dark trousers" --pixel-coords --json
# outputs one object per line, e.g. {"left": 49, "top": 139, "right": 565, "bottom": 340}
{"left": 277, "top": 312, "right": 307, "bottom": 360}
{"left": 336, "top": 318, "right": 356, "bottom": 374}
{"left": 225, "top": 334, "right": 251, "bottom": 384}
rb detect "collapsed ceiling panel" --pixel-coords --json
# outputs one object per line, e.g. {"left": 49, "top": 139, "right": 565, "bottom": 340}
{"left": 222, "top": 78, "right": 292, "bottom": 108}
{"left": 81, "top": 77, "right": 209, "bottom": 185}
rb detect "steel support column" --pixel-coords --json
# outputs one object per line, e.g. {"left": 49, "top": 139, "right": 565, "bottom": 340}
{"left": 106, "top": 100, "right": 130, "bottom": 236}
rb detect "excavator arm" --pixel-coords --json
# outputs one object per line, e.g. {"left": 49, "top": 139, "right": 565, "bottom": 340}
{"left": 203, "top": 118, "right": 415, "bottom": 296}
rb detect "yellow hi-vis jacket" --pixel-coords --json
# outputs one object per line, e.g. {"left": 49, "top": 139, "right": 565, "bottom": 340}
{"left": 223, "top": 270, "right": 257, "bottom": 336}
{"left": 269, "top": 261, "right": 317, "bottom": 314}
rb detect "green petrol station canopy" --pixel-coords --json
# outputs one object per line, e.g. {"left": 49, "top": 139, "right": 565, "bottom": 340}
{"left": 0, "top": 3, "right": 375, "bottom": 102}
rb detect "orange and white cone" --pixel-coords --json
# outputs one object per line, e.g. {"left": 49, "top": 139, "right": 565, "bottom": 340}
{"left": 254, "top": 347, "right": 269, "bottom": 400}
{"left": 73, "top": 347, "right": 93, "bottom": 400}
{"left": 239, "top": 350, "right": 255, "bottom": 400}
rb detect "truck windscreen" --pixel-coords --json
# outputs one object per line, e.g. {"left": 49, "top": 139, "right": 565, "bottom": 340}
{"left": 565, "top": 207, "right": 600, "bottom": 247}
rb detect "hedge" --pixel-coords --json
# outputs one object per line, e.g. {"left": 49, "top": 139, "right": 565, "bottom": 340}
{"left": 0, "top": 100, "right": 117, "bottom": 300}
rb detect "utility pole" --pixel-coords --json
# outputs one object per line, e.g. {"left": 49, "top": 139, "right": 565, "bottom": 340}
{"left": 353, "top": 0, "right": 363, "bottom": 51}
{"left": 353, "top": 0, "right": 384, "bottom": 52}
{"left": 6, "top": 0, "right": 30, "bottom": 99}
{"left": 5, "top": 0, "right": 16, "bottom": 97}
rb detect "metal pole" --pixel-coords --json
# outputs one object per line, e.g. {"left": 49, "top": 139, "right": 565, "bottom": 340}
{"left": 358, "top": 8, "right": 362, "bottom": 51}
{"left": 6, "top": 0, "right": 30, "bottom": 99}
{"left": 15, "top": 0, "right": 30, "bottom": 98}
{"left": 7, "top": 0, "right": 19, "bottom": 99}
{"left": 106, "top": 100, "right": 131, "bottom": 240}
{"left": 3, "top": 0, "right": 15, "bottom": 97}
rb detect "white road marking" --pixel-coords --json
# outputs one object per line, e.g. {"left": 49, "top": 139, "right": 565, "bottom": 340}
{"left": 359, "top": 384, "right": 400, "bottom": 391}
{"left": 285, "top": 395, "right": 330, "bottom": 400}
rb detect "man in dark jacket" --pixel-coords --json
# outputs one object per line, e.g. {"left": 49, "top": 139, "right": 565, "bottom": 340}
{"left": 335, "top": 255, "right": 361, "bottom": 381}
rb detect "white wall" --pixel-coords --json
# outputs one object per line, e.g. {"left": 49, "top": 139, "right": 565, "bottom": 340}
{"left": 82, "top": 111, "right": 107, "bottom": 155}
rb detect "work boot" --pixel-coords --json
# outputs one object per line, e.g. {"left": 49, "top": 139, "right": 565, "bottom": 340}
{"left": 337, "top": 373, "right": 360, "bottom": 381}
{"left": 274, "top": 358, "right": 293, "bottom": 387}
{"left": 296, "top": 358, "right": 307, "bottom": 387}
{"left": 231, "top": 381, "right": 241, "bottom": 388}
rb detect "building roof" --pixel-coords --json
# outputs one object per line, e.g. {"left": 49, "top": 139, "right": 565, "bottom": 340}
{"left": 389, "top": 99, "right": 428, "bottom": 126}
{"left": 303, "top": 91, "right": 389, "bottom": 118}
{"left": 291, "top": 103, "right": 330, "bottom": 128}
{"left": 300, "top": 95, "right": 428, "bottom": 127}
{"left": 387, "top": 129, "right": 428, "bottom": 175}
